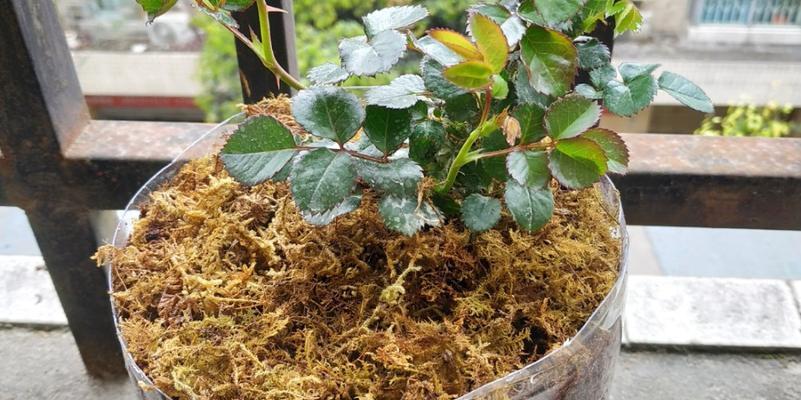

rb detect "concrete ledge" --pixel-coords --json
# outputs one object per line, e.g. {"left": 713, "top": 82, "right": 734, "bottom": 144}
{"left": 625, "top": 276, "right": 801, "bottom": 350}
{"left": 0, "top": 256, "right": 66, "bottom": 326}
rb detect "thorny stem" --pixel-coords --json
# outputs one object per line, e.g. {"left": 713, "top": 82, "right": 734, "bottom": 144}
{"left": 471, "top": 140, "right": 553, "bottom": 161}
{"left": 435, "top": 118, "right": 499, "bottom": 194}
{"left": 255, "top": 0, "right": 306, "bottom": 91}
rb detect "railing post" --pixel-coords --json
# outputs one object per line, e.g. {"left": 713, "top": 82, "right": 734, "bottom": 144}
{"left": 0, "top": 0, "right": 125, "bottom": 377}
{"left": 233, "top": 0, "right": 299, "bottom": 103}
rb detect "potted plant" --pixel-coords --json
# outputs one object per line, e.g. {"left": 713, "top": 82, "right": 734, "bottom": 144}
{"left": 98, "top": 1, "right": 712, "bottom": 399}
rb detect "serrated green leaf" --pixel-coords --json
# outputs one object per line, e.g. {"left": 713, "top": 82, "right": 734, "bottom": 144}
{"left": 415, "top": 37, "right": 463, "bottom": 67}
{"left": 290, "top": 149, "right": 356, "bottom": 213}
{"left": 444, "top": 94, "right": 480, "bottom": 122}
{"left": 137, "top": 0, "right": 177, "bottom": 21}
{"left": 409, "top": 120, "right": 446, "bottom": 164}
{"left": 590, "top": 64, "right": 618, "bottom": 89}
{"left": 548, "top": 137, "right": 608, "bottom": 189}
{"left": 301, "top": 194, "right": 361, "bottom": 226}
{"left": 470, "top": 13, "right": 509, "bottom": 73}
{"left": 520, "top": 26, "right": 578, "bottom": 96}
{"left": 530, "top": 0, "right": 586, "bottom": 24}
{"left": 461, "top": 194, "right": 501, "bottom": 232}
{"left": 500, "top": 16, "right": 526, "bottom": 46}
{"left": 580, "top": 0, "right": 612, "bottom": 32}
{"left": 512, "top": 103, "right": 547, "bottom": 144}
{"left": 514, "top": 67, "right": 552, "bottom": 109}
{"left": 363, "top": 5, "right": 429, "bottom": 37}
{"left": 365, "top": 75, "right": 426, "bottom": 109}
{"left": 603, "top": 74, "right": 657, "bottom": 117}
{"left": 429, "top": 29, "right": 484, "bottom": 61}
{"left": 614, "top": 1, "right": 643, "bottom": 36}
{"left": 421, "top": 57, "right": 467, "bottom": 100}
{"left": 339, "top": 30, "right": 406, "bottom": 76}
{"left": 443, "top": 61, "right": 494, "bottom": 90}
{"left": 211, "top": 0, "right": 255, "bottom": 12}
{"left": 545, "top": 95, "right": 601, "bottom": 140}
{"left": 658, "top": 71, "right": 714, "bottom": 113}
{"left": 619, "top": 63, "right": 660, "bottom": 82}
{"left": 307, "top": 63, "right": 349, "bottom": 86}
{"left": 517, "top": 1, "right": 548, "bottom": 26}
{"left": 220, "top": 116, "right": 297, "bottom": 186}
{"left": 506, "top": 150, "right": 550, "bottom": 187}
{"left": 575, "top": 84, "right": 602, "bottom": 99}
{"left": 491, "top": 75, "right": 509, "bottom": 99}
{"left": 576, "top": 37, "right": 611, "bottom": 70}
{"left": 292, "top": 87, "right": 364, "bottom": 144}
{"left": 363, "top": 105, "right": 414, "bottom": 154}
{"left": 356, "top": 158, "right": 422, "bottom": 196}
{"left": 478, "top": 129, "right": 510, "bottom": 181}
{"left": 582, "top": 128, "right": 629, "bottom": 174}
{"left": 470, "top": 3, "right": 510, "bottom": 22}
{"left": 431, "top": 191, "right": 461, "bottom": 218}
{"left": 504, "top": 180, "right": 554, "bottom": 232}
{"left": 379, "top": 195, "right": 442, "bottom": 236}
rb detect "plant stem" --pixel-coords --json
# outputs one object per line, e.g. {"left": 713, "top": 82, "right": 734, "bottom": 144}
{"left": 295, "top": 146, "right": 390, "bottom": 164}
{"left": 255, "top": 0, "right": 306, "bottom": 91}
{"left": 472, "top": 141, "right": 553, "bottom": 161}
{"left": 435, "top": 119, "right": 499, "bottom": 194}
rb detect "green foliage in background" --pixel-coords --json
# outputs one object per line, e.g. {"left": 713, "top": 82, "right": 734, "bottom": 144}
{"left": 695, "top": 102, "right": 798, "bottom": 138}
{"left": 193, "top": 15, "right": 242, "bottom": 122}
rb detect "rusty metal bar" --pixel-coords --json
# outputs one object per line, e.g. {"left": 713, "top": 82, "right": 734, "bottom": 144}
{"left": 0, "top": 0, "right": 125, "bottom": 377}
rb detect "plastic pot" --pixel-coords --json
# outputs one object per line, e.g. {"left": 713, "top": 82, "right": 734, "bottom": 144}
{"left": 107, "top": 114, "right": 629, "bottom": 400}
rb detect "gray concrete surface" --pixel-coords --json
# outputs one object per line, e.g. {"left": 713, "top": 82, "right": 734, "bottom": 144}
{"left": 2, "top": 327, "right": 801, "bottom": 400}
{"left": 0, "top": 256, "right": 66, "bottom": 326}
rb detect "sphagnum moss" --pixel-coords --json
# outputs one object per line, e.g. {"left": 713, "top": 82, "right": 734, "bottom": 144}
{"left": 96, "top": 99, "right": 621, "bottom": 400}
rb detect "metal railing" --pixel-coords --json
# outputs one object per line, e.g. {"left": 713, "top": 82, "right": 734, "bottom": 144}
{"left": 694, "top": 0, "right": 801, "bottom": 25}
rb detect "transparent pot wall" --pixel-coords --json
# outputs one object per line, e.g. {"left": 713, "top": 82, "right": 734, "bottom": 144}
{"left": 107, "top": 114, "right": 629, "bottom": 400}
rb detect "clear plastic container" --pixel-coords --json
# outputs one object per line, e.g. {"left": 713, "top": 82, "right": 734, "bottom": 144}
{"left": 107, "top": 114, "right": 629, "bottom": 400}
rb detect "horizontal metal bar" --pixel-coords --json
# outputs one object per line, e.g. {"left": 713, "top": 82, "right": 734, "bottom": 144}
{"left": 5, "top": 120, "right": 801, "bottom": 230}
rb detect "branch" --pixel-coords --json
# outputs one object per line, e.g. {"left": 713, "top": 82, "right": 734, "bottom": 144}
{"left": 295, "top": 146, "right": 390, "bottom": 164}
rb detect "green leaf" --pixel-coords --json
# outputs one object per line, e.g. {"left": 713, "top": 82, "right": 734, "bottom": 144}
{"left": 363, "top": 5, "right": 429, "bottom": 37}
{"left": 213, "top": 0, "right": 255, "bottom": 12}
{"left": 290, "top": 149, "right": 357, "bottom": 213}
{"left": 363, "top": 105, "right": 414, "bottom": 155}
{"left": 613, "top": 1, "right": 643, "bottom": 36}
{"left": 307, "top": 63, "right": 349, "bottom": 86}
{"left": 137, "top": 0, "right": 177, "bottom": 21}
{"left": 506, "top": 150, "right": 550, "bottom": 187}
{"left": 491, "top": 75, "right": 509, "bottom": 99}
{"left": 575, "top": 84, "right": 602, "bottom": 99}
{"left": 461, "top": 194, "right": 502, "bottom": 233}
{"left": 580, "top": 0, "right": 612, "bottom": 32}
{"left": 520, "top": 26, "right": 578, "bottom": 97}
{"left": 429, "top": 29, "right": 483, "bottom": 61}
{"left": 470, "top": 13, "right": 509, "bottom": 73}
{"left": 339, "top": 30, "right": 406, "bottom": 76}
{"left": 356, "top": 158, "right": 422, "bottom": 196}
{"left": 220, "top": 116, "right": 297, "bottom": 186}
{"left": 619, "top": 63, "right": 660, "bottom": 82}
{"left": 415, "top": 37, "right": 463, "bottom": 67}
{"left": 478, "top": 130, "right": 510, "bottom": 181}
{"left": 444, "top": 94, "right": 480, "bottom": 122}
{"left": 292, "top": 87, "right": 364, "bottom": 144}
{"left": 576, "top": 37, "right": 611, "bottom": 70}
{"left": 658, "top": 71, "right": 714, "bottom": 113}
{"left": 512, "top": 103, "right": 547, "bottom": 144}
{"left": 470, "top": 4, "right": 510, "bottom": 22}
{"left": 500, "top": 16, "right": 526, "bottom": 47}
{"left": 504, "top": 180, "right": 554, "bottom": 232}
{"left": 582, "top": 128, "right": 629, "bottom": 174}
{"left": 197, "top": 6, "right": 238, "bottom": 28}
{"left": 548, "top": 137, "right": 608, "bottom": 189}
{"left": 517, "top": 1, "right": 547, "bottom": 26}
{"left": 530, "top": 0, "right": 586, "bottom": 24}
{"left": 545, "top": 95, "right": 602, "bottom": 140}
{"left": 603, "top": 74, "right": 658, "bottom": 117}
{"left": 431, "top": 191, "right": 461, "bottom": 218}
{"left": 409, "top": 120, "right": 446, "bottom": 164}
{"left": 301, "top": 194, "right": 362, "bottom": 226}
{"left": 514, "top": 67, "right": 552, "bottom": 109}
{"left": 365, "top": 75, "right": 426, "bottom": 109}
{"left": 378, "top": 195, "right": 442, "bottom": 236}
{"left": 421, "top": 57, "right": 467, "bottom": 99}
{"left": 443, "top": 61, "right": 494, "bottom": 90}
{"left": 590, "top": 64, "right": 618, "bottom": 89}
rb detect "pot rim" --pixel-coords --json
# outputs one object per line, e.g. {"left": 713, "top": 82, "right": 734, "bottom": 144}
{"left": 104, "top": 113, "right": 629, "bottom": 400}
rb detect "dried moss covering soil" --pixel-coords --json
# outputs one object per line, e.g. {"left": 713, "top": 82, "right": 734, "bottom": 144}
{"left": 97, "top": 107, "right": 621, "bottom": 400}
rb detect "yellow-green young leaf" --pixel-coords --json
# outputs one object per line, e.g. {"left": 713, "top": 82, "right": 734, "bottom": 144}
{"left": 613, "top": 0, "right": 643, "bottom": 36}
{"left": 581, "top": 128, "right": 629, "bottom": 174}
{"left": 470, "top": 13, "right": 508, "bottom": 73}
{"left": 429, "top": 29, "right": 483, "bottom": 61}
{"left": 520, "top": 26, "right": 578, "bottom": 97}
{"left": 137, "top": 0, "right": 177, "bottom": 21}
{"left": 443, "top": 61, "right": 494, "bottom": 90}
{"left": 548, "top": 137, "right": 608, "bottom": 189}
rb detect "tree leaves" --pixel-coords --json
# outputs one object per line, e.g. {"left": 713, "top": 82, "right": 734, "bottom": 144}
{"left": 443, "top": 61, "right": 495, "bottom": 89}
{"left": 512, "top": 103, "right": 547, "bottom": 144}
{"left": 421, "top": 58, "right": 466, "bottom": 100}
{"left": 520, "top": 26, "right": 578, "bottom": 97}
{"left": 136, "top": 0, "right": 177, "bottom": 21}
{"left": 602, "top": 74, "right": 657, "bottom": 117}
{"left": 293, "top": 87, "right": 364, "bottom": 144}
{"left": 365, "top": 75, "right": 426, "bottom": 109}
{"left": 576, "top": 37, "right": 611, "bottom": 70}
{"left": 619, "top": 63, "right": 660, "bottom": 81}
{"left": 429, "top": 29, "right": 484, "bottom": 61}
{"left": 545, "top": 95, "right": 602, "bottom": 140}
{"left": 469, "top": 13, "right": 509, "bottom": 73}
{"left": 658, "top": 71, "right": 714, "bottom": 113}
{"left": 461, "top": 194, "right": 501, "bottom": 232}
{"left": 357, "top": 158, "right": 423, "bottom": 196}
{"left": 290, "top": 149, "right": 356, "bottom": 214}
{"left": 409, "top": 120, "right": 446, "bottom": 165}
{"left": 414, "top": 37, "right": 463, "bottom": 67}
{"left": 582, "top": 128, "right": 630, "bottom": 174}
{"left": 301, "top": 194, "right": 362, "bottom": 226}
{"left": 220, "top": 116, "right": 297, "bottom": 186}
{"left": 339, "top": 30, "right": 406, "bottom": 76}
{"left": 613, "top": 0, "right": 643, "bottom": 36}
{"left": 363, "top": 105, "right": 414, "bottom": 154}
{"left": 575, "top": 83, "right": 602, "bottom": 99}
{"left": 506, "top": 150, "right": 551, "bottom": 187}
{"left": 532, "top": 0, "right": 587, "bottom": 25}
{"left": 379, "top": 195, "right": 442, "bottom": 236}
{"left": 307, "top": 63, "right": 349, "bottom": 86}
{"left": 504, "top": 180, "right": 554, "bottom": 232}
{"left": 362, "top": 5, "right": 429, "bottom": 37}
{"left": 548, "top": 138, "right": 608, "bottom": 189}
